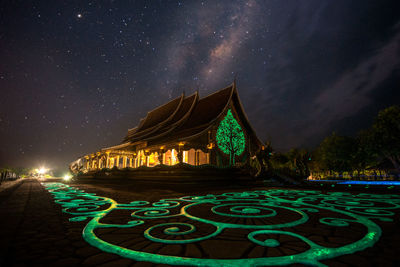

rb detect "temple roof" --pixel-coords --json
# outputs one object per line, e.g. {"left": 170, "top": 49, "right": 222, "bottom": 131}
{"left": 137, "top": 94, "right": 183, "bottom": 131}
{"left": 122, "top": 94, "right": 184, "bottom": 142}
{"left": 147, "top": 85, "right": 233, "bottom": 145}
{"left": 118, "top": 82, "right": 263, "bottom": 150}
{"left": 168, "top": 92, "right": 198, "bottom": 125}
{"left": 180, "top": 85, "right": 232, "bottom": 128}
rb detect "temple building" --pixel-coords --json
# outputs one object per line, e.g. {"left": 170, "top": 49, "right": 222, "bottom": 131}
{"left": 70, "top": 82, "right": 264, "bottom": 174}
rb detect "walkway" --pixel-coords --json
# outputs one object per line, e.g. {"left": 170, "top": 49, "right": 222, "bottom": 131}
{"left": 0, "top": 178, "right": 399, "bottom": 266}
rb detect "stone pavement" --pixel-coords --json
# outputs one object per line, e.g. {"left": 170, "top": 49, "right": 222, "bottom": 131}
{"left": 0, "top": 179, "right": 134, "bottom": 266}
{"left": 0, "top": 178, "right": 400, "bottom": 266}
{"left": 0, "top": 179, "right": 24, "bottom": 193}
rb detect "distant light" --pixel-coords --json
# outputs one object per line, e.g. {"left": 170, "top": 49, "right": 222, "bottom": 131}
{"left": 38, "top": 167, "right": 47, "bottom": 174}
{"left": 310, "top": 180, "right": 400, "bottom": 186}
{"left": 77, "top": 13, "right": 82, "bottom": 18}
{"left": 63, "top": 174, "right": 72, "bottom": 181}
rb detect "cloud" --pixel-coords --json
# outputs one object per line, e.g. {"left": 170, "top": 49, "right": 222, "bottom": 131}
{"left": 303, "top": 24, "right": 400, "bottom": 138}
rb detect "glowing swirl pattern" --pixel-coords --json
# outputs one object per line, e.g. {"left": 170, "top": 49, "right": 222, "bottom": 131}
{"left": 43, "top": 183, "right": 400, "bottom": 266}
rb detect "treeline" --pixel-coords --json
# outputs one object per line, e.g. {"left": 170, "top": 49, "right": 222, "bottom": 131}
{"left": 254, "top": 105, "right": 400, "bottom": 180}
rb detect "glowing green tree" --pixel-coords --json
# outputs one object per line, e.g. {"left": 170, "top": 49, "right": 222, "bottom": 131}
{"left": 216, "top": 109, "right": 245, "bottom": 166}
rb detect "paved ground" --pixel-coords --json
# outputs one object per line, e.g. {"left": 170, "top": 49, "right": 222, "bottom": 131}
{"left": 0, "top": 178, "right": 400, "bottom": 266}
{"left": 0, "top": 179, "right": 24, "bottom": 193}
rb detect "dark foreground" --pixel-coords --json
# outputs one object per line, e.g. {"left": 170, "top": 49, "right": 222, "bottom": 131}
{"left": 0, "top": 178, "right": 400, "bottom": 266}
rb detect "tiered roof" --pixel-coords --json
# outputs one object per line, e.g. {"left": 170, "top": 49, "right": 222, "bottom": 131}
{"left": 103, "top": 82, "right": 263, "bottom": 151}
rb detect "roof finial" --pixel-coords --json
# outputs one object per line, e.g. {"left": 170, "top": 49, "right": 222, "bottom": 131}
{"left": 233, "top": 73, "right": 237, "bottom": 88}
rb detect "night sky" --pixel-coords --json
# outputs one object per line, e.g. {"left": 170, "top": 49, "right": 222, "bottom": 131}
{"left": 1, "top": 0, "right": 400, "bottom": 172}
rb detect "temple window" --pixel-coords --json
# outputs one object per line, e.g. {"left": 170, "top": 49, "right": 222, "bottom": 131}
{"left": 164, "top": 149, "right": 178, "bottom": 165}
{"left": 187, "top": 149, "right": 209, "bottom": 165}
{"left": 171, "top": 149, "right": 177, "bottom": 165}
{"left": 148, "top": 152, "right": 160, "bottom": 167}
{"left": 198, "top": 150, "right": 209, "bottom": 165}
{"left": 183, "top": 151, "right": 188, "bottom": 163}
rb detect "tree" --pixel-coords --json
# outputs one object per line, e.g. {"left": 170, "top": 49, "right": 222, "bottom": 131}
{"left": 316, "top": 133, "right": 356, "bottom": 177}
{"left": 286, "top": 148, "right": 311, "bottom": 178}
{"left": 351, "top": 129, "right": 379, "bottom": 177}
{"left": 260, "top": 140, "right": 274, "bottom": 173}
{"left": 216, "top": 109, "right": 246, "bottom": 166}
{"left": 371, "top": 105, "right": 400, "bottom": 173}
{"left": 251, "top": 140, "right": 274, "bottom": 177}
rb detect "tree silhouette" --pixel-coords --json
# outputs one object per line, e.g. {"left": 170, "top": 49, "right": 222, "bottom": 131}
{"left": 371, "top": 105, "right": 400, "bottom": 172}
{"left": 216, "top": 109, "right": 245, "bottom": 166}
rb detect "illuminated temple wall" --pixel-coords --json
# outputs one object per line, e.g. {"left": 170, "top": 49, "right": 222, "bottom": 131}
{"left": 72, "top": 147, "right": 211, "bottom": 173}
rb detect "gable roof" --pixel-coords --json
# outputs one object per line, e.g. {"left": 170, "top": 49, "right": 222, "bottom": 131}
{"left": 145, "top": 84, "right": 233, "bottom": 145}
{"left": 114, "top": 82, "right": 263, "bottom": 151}
{"left": 138, "top": 94, "right": 183, "bottom": 131}
{"left": 122, "top": 94, "right": 184, "bottom": 142}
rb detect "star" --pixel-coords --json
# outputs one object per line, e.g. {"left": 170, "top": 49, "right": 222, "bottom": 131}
{"left": 77, "top": 13, "right": 82, "bottom": 18}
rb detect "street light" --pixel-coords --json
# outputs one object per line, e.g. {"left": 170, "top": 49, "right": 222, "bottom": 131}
{"left": 38, "top": 167, "right": 47, "bottom": 175}
{"left": 63, "top": 174, "right": 72, "bottom": 181}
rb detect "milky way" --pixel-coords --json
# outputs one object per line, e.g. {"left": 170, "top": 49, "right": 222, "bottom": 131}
{"left": 1, "top": 0, "right": 399, "bottom": 171}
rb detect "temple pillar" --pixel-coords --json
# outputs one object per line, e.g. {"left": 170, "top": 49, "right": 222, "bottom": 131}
{"left": 158, "top": 152, "right": 163, "bottom": 164}
{"left": 177, "top": 149, "right": 183, "bottom": 164}
{"left": 116, "top": 155, "right": 120, "bottom": 168}
{"left": 122, "top": 156, "right": 126, "bottom": 168}
{"left": 143, "top": 150, "right": 149, "bottom": 167}
{"left": 178, "top": 143, "right": 184, "bottom": 163}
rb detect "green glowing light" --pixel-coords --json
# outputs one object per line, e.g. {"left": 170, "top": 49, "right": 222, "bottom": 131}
{"left": 43, "top": 183, "right": 400, "bottom": 266}
{"left": 216, "top": 109, "right": 245, "bottom": 165}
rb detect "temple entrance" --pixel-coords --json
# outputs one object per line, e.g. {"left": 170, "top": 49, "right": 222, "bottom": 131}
{"left": 163, "top": 149, "right": 178, "bottom": 165}
{"left": 147, "top": 152, "right": 160, "bottom": 167}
